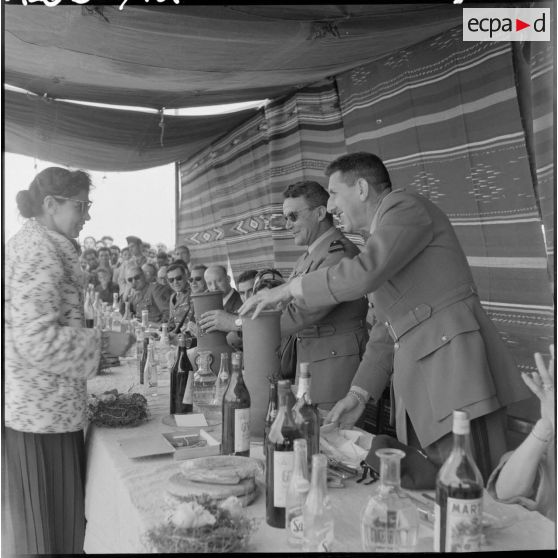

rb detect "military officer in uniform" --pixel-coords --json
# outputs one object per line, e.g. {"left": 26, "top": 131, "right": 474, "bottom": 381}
{"left": 279, "top": 180, "right": 369, "bottom": 406}
{"left": 240, "top": 153, "right": 530, "bottom": 481}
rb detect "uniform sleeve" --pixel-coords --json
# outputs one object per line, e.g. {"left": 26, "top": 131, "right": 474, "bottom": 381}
{"left": 351, "top": 318, "right": 394, "bottom": 401}
{"left": 300, "top": 194, "right": 434, "bottom": 307}
{"left": 9, "top": 239, "right": 102, "bottom": 379}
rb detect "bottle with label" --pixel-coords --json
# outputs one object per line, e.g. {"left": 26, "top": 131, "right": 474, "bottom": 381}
{"left": 361, "top": 448, "right": 419, "bottom": 552}
{"left": 285, "top": 438, "right": 310, "bottom": 547}
{"left": 170, "top": 334, "right": 193, "bottom": 415}
{"left": 134, "top": 322, "right": 143, "bottom": 362}
{"left": 144, "top": 338, "right": 158, "bottom": 397}
{"left": 103, "top": 302, "right": 112, "bottom": 331}
{"left": 266, "top": 379, "right": 302, "bottom": 528}
{"left": 303, "top": 453, "right": 335, "bottom": 552}
{"left": 139, "top": 335, "right": 149, "bottom": 385}
{"left": 84, "top": 284, "right": 95, "bottom": 328}
{"left": 111, "top": 293, "right": 123, "bottom": 332}
{"left": 263, "top": 377, "right": 278, "bottom": 457}
{"left": 434, "top": 409, "right": 484, "bottom": 553}
{"left": 293, "top": 363, "right": 320, "bottom": 470}
{"left": 221, "top": 352, "right": 251, "bottom": 457}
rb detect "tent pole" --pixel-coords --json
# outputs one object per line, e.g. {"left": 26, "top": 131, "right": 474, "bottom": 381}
{"left": 174, "top": 161, "right": 180, "bottom": 248}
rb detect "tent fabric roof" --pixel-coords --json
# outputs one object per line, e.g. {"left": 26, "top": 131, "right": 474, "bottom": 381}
{"left": 4, "top": 4, "right": 464, "bottom": 170}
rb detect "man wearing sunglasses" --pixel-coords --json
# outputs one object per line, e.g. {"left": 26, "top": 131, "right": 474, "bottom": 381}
{"left": 278, "top": 180, "right": 369, "bottom": 406}
{"left": 124, "top": 265, "right": 171, "bottom": 325}
{"left": 189, "top": 264, "right": 208, "bottom": 294}
{"left": 166, "top": 262, "right": 195, "bottom": 333}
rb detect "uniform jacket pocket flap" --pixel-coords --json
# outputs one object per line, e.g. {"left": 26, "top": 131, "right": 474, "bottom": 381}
{"left": 305, "top": 332, "right": 361, "bottom": 362}
{"left": 414, "top": 303, "right": 480, "bottom": 360}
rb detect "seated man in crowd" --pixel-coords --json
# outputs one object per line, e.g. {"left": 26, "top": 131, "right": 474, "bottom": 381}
{"left": 110, "top": 245, "right": 121, "bottom": 267}
{"left": 97, "top": 246, "right": 113, "bottom": 273}
{"left": 123, "top": 264, "right": 171, "bottom": 324}
{"left": 197, "top": 264, "right": 242, "bottom": 335}
{"left": 142, "top": 262, "right": 158, "bottom": 284}
{"left": 237, "top": 269, "right": 259, "bottom": 303}
{"left": 157, "top": 251, "right": 170, "bottom": 269}
{"left": 157, "top": 265, "right": 169, "bottom": 287}
{"left": 278, "top": 180, "right": 369, "bottom": 405}
{"left": 189, "top": 264, "right": 208, "bottom": 294}
{"left": 81, "top": 248, "right": 100, "bottom": 285}
{"left": 174, "top": 244, "right": 191, "bottom": 269}
{"left": 95, "top": 267, "right": 119, "bottom": 304}
{"left": 166, "top": 262, "right": 195, "bottom": 333}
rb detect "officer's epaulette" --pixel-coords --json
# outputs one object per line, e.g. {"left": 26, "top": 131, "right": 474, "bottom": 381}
{"left": 328, "top": 239, "right": 345, "bottom": 253}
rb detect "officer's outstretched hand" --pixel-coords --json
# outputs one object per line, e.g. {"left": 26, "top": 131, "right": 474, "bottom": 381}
{"left": 238, "top": 282, "right": 294, "bottom": 319}
{"left": 325, "top": 393, "right": 366, "bottom": 430}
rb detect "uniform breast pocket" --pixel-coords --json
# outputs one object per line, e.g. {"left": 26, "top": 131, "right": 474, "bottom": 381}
{"left": 413, "top": 302, "right": 497, "bottom": 423}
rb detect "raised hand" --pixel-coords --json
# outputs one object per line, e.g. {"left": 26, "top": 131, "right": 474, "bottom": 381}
{"left": 238, "top": 283, "right": 294, "bottom": 319}
{"left": 522, "top": 344, "right": 555, "bottom": 433}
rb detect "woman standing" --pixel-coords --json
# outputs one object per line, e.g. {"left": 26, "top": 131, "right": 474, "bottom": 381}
{"left": 3, "top": 167, "right": 135, "bottom": 554}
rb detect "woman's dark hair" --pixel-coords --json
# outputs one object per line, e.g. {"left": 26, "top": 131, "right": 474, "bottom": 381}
{"left": 16, "top": 167, "right": 92, "bottom": 218}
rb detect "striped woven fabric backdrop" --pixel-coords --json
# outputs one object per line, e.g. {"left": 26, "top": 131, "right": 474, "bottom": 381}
{"left": 177, "top": 26, "right": 554, "bottom": 401}
{"left": 335, "top": 26, "right": 554, "bottom": 382}
{"left": 177, "top": 80, "right": 346, "bottom": 280}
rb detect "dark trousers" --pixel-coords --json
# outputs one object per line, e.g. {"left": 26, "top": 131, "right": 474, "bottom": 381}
{"left": 407, "top": 407, "right": 508, "bottom": 483}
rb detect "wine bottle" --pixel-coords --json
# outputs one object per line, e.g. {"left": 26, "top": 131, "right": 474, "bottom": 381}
{"left": 221, "top": 352, "right": 251, "bottom": 457}
{"left": 293, "top": 363, "right": 320, "bottom": 470}
{"left": 285, "top": 438, "right": 310, "bottom": 547}
{"left": 263, "top": 377, "right": 278, "bottom": 457}
{"left": 303, "top": 453, "right": 335, "bottom": 552}
{"left": 139, "top": 336, "right": 149, "bottom": 384}
{"left": 170, "top": 334, "right": 193, "bottom": 415}
{"left": 434, "top": 409, "right": 484, "bottom": 553}
{"left": 266, "top": 379, "right": 302, "bottom": 528}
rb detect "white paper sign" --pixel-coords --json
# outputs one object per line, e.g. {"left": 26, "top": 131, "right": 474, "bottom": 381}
{"left": 174, "top": 413, "right": 208, "bottom": 427}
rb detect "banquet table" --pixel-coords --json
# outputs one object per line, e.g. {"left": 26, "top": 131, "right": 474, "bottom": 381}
{"left": 84, "top": 359, "right": 556, "bottom": 554}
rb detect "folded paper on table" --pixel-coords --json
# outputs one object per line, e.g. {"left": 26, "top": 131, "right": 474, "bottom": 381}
{"left": 319, "top": 424, "right": 373, "bottom": 470}
{"left": 118, "top": 429, "right": 219, "bottom": 460}
{"left": 174, "top": 413, "right": 208, "bottom": 427}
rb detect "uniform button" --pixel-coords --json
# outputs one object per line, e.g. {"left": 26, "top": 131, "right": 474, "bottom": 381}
{"left": 331, "top": 350, "right": 337, "bottom": 356}
{"left": 441, "top": 335, "right": 448, "bottom": 342}
{"left": 384, "top": 321, "right": 389, "bottom": 327}
{"left": 394, "top": 342, "right": 400, "bottom": 350}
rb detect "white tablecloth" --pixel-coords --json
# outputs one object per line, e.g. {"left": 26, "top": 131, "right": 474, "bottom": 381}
{"left": 84, "top": 360, "right": 556, "bottom": 553}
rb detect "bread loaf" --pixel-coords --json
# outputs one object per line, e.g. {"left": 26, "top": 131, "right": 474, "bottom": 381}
{"left": 180, "top": 455, "right": 264, "bottom": 485}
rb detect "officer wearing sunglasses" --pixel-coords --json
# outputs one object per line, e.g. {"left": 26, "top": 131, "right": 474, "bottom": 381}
{"left": 166, "top": 262, "right": 195, "bottom": 333}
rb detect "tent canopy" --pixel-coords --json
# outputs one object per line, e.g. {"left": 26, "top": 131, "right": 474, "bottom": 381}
{"left": 4, "top": 4, "right": 465, "bottom": 171}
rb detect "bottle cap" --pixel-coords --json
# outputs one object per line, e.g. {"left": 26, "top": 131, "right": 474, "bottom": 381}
{"left": 452, "top": 409, "right": 470, "bottom": 435}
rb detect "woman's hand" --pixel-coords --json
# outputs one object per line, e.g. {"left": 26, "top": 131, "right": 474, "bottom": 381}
{"left": 521, "top": 344, "right": 555, "bottom": 433}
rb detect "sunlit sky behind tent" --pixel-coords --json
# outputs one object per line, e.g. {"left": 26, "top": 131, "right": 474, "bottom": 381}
{"left": 3, "top": 152, "right": 176, "bottom": 251}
